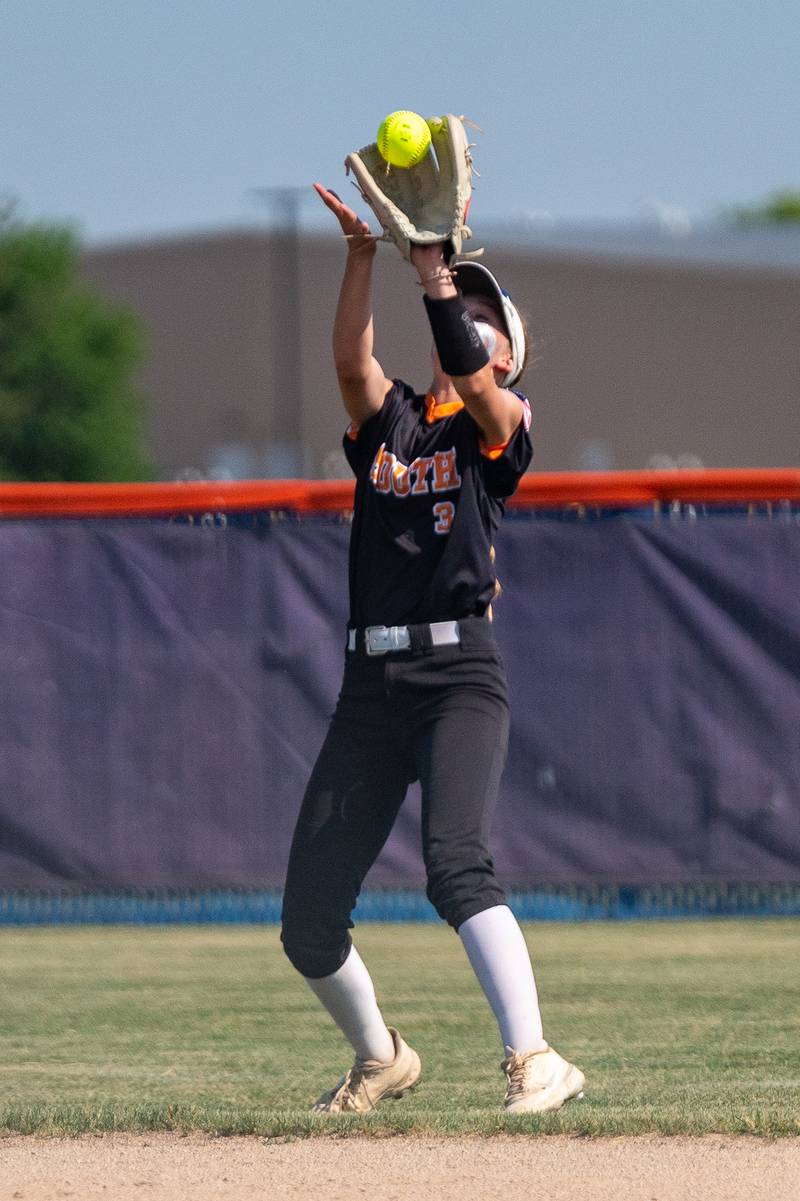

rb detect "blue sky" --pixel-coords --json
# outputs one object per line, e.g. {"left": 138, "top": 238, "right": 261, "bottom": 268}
{"left": 2, "top": 0, "right": 797, "bottom": 244}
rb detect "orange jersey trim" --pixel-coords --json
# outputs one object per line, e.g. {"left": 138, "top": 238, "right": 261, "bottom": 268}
{"left": 480, "top": 395, "right": 531, "bottom": 459}
{"left": 425, "top": 393, "right": 465, "bottom": 424}
{"left": 479, "top": 438, "right": 511, "bottom": 461}
{"left": 0, "top": 470, "right": 799, "bottom": 518}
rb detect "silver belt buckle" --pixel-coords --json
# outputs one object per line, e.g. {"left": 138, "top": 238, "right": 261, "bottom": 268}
{"left": 365, "top": 625, "right": 410, "bottom": 655}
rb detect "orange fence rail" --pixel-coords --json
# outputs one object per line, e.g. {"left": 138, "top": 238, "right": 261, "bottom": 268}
{"left": 0, "top": 470, "right": 799, "bottom": 518}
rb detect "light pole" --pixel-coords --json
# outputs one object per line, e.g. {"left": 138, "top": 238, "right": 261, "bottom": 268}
{"left": 253, "top": 186, "right": 308, "bottom": 478}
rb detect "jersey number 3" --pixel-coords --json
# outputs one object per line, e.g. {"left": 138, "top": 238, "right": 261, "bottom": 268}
{"left": 432, "top": 501, "right": 455, "bottom": 535}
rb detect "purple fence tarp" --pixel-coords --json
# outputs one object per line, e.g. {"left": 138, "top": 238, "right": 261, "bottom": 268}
{"left": 1, "top": 513, "right": 798, "bottom": 890}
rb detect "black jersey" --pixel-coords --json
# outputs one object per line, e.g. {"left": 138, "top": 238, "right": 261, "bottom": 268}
{"left": 342, "top": 379, "right": 532, "bottom": 628}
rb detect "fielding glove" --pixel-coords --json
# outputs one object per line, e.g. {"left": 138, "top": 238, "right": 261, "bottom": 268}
{"left": 345, "top": 114, "right": 482, "bottom": 266}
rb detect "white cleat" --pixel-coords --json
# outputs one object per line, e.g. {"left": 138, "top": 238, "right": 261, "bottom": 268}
{"left": 312, "top": 1027, "right": 421, "bottom": 1114}
{"left": 502, "top": 1044, "right": 586, "bottom": 1114}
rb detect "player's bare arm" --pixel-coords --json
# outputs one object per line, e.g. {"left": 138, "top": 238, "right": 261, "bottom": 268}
{"left": 314, "top": 183, "right": 392, "bottom": 426}
{"left": 411, "top": 243, "right": 524, "bottom": 448}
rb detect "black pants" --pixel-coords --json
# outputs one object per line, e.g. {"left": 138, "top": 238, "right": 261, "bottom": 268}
{"left": 281, "top": 616, "right": 510, "bottom": 979}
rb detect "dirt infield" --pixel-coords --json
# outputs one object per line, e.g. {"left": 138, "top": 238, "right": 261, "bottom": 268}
{"left": 1, "top": 1134, "right": 798, "bottom": 1201}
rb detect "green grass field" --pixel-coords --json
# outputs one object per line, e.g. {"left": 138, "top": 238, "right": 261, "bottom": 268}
{"left": 1, "top": 920, "right": 798, "bottom": 1137}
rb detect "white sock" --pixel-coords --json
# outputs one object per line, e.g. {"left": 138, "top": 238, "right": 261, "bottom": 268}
{"left": 459, "top": 905, "right": 547, "bottom": 1054}
{"left": 304, "top": 944, "right": 396, "bottom": 1064}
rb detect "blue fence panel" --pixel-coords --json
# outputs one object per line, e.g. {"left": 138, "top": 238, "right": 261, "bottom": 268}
{"left": 1, "top": 507, "right": 798, "bottom": 917}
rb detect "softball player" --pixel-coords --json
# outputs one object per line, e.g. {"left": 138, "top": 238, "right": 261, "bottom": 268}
{"left": 280, "top": 183, "right": 585, "bottom": 1114}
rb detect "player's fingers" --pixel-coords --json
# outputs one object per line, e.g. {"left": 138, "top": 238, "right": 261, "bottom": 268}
{"left": 318, "top": 191, "right": 360, "bottom": 231}
{"left": 313, "top": 183, "right": 371, "bottom": 237}
{"left": 313, "top": 183, "right": 345, "bottom": 215}
{"left": 312, "top": 182, "right": 335, "bottom": 204}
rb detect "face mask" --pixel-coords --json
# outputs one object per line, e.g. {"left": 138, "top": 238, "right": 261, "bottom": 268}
{"left": 474, "top": 320, "right": 497, "bottom": 356}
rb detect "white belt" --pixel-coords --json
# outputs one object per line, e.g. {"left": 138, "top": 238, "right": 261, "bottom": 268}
{"left": 348, "top": 621, "right": 461, "bottom": 656}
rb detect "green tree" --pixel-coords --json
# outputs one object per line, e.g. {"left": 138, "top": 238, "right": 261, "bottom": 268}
{"left": 0, "top": 207, "right": 152, "bottom": 481}
{"left": 731, "top": 189, "right": 800, "bottom": 226}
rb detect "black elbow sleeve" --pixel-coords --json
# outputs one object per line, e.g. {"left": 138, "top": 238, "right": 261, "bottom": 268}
{"left": 423, "top": 292, "right": 490, "bottom": 377}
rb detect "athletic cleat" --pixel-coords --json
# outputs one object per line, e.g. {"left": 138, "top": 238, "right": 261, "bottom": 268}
{"left": 501, "top": 1044, "right": 585, "bottom": 1114}
{"left": 312, "top": 1027, "right": 421, "bottom": 1114}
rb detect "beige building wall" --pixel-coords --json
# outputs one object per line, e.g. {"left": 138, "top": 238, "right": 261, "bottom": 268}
{"left": 81, "top": 231, "right": 800, "bottom": 480}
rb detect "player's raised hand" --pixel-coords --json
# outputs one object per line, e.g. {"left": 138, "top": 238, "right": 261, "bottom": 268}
{"left": 313, "top": 183, "right": 377, "bottom": 256}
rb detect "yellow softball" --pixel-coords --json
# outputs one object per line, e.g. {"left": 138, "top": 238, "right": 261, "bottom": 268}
{"left": 376, "top": 110, "right": 432, "bottom": 169}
